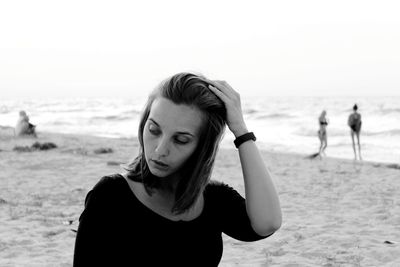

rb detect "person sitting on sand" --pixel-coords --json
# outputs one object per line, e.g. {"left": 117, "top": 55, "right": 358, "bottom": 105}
{"left": 318, "top": 110, "right": 328, "bottom": 157}
{"left": 348, "top": 104, "right": 362, "bottom": 160}
{"left": 73, "top": 72, "right": 282, "bottom": 266}
{"left": 15, "top": 110, "right": 37, "bottom": 137}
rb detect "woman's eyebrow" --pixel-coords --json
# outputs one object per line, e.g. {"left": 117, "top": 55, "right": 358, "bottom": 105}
{"left": 148, "top": 118, "right": 159, "bottom": 126}
{"left": 176, "top": 131, "right": 195, "bottom": 137}
{"left": 148, "top": 118, "right": 195, "bottom": 137}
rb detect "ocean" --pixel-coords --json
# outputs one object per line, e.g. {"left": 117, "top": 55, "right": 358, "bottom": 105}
{"left": 1, "top": 96, "right": 400, "bottom": 164}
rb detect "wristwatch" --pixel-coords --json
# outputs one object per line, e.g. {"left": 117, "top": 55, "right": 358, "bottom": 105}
{"left": 234, "top": 132, "right": 256, "bottom": 148}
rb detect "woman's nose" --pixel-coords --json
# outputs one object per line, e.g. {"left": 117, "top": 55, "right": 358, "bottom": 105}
{"left": 155, "top": 137, "right": 169, "bottom": 157}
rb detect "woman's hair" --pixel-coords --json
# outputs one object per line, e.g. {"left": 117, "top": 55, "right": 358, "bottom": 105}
{"left": 124, "top": 72, "right": 227, "bottom": 214}
{"left": 353, "top": 104, "right": 358, "bottom": 111}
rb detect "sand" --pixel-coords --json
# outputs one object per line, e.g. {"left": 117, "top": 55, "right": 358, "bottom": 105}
{"left": 1, "top": 126, "right": 399, "bottom": 266}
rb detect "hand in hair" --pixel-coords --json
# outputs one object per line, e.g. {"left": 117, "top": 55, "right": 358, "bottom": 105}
{"left": 207, "top": 80, "right": 282, "bottom": 236}
{"left": 207, "top": 81, "right": 248, "bottom": 138}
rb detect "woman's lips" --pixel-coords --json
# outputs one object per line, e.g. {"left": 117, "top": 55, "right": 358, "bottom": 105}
{"left": 151, "top": 159, "right": 169, "bottom": 169}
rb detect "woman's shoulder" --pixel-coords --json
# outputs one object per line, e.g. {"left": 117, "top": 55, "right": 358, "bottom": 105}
{"left": 205, "top": 180, "right": 243, "bottom": 200}
{"left": 350, "top": 113, "right": 361, "bottom": 121}
{"left": 88, "top": 174, "right": 127, "bottom": 199}
{"left": 205, "top": 180, "right": 230, "bottom": 190}
{"left": 81, "top": 174, "right": 130, "bottom": 212}
{"left": 80, "top": 174, "right": 129, "bottom": 222}
{"left": 94, "top": 173, "right": 125, "bottom": 188}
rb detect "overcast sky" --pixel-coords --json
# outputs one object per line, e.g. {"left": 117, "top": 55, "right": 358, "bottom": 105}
{"left": 1, "top": 0, "right": 399, "bottom": 99}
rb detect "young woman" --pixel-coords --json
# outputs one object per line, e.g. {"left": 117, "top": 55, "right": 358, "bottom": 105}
{"left": 73, "top": 73, "right": 282, "bottom": 266}
{"left": 318, "top": 110, "right": 328, "bottom": 157}
{"left": 348, "top": 104, "right": 362, "bottom": 160}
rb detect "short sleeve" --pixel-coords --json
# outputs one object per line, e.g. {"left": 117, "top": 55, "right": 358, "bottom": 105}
{"left": 207, "top": 181, "right": 272, "bottom": 242}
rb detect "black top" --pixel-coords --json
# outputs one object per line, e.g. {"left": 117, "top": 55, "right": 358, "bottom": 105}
{"left": 348, "top": 113, "right": 362, "bottom": 132}
{"left": 73, "top": 174, "right": 271, "bottom": 267}
{"left": 319, "top": 117, "right": 328, "bottom": 126}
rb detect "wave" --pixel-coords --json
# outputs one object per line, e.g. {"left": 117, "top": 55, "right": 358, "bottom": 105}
{"left": 255, "top": 113, "right": 296, "bottom": 120}
{"left": 0, "top": 106, "right": 11, "bottom": 114}
{"left": 298, "top": 129, "right": 400, "bottom": 138}
{"left": 41, "top": 108, "right": 90, "bottom": 113}
{"left": 363, "top": 129, "right": 400, "bottom": 136}
{"left": 295, "top": 128, "right": 320, "bottom": 137}
{"left": 89, "top": 109, "right": 140, "bottom": 122}
{"left": 47, "top": 121, "right": 75, "bottom": 126}
{"left": 378, "top": 108, "right": 400, "bottom": 115}
{"left": 243, "top": 108, "right": 258, "bottom": 115}
{"left": 90, "top": 114, "right": 134, "bottom": 122}
{"left": 294, "top": 127, "right": 348, "bottom": 137}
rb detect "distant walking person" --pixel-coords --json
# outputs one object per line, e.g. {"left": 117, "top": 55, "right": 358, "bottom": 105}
{"left": 348, "top": 104, "right": 362, "bottom": 160}
{"left": 318, "top": 110, "right": 328, "bottom": 157}
{"left": 15, "top": 110, "right": 37, "bottom": 137}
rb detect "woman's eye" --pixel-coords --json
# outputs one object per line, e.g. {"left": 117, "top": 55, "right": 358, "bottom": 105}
{"left": 175, "top": 137, "right": 190, "bottom": 145}
{"left": 148, "top": 125, "right": 160, "bottom": 135}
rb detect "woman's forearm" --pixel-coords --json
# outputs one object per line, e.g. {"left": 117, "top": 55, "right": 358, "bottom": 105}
{"left": 238, "top": 140, "right": 282, "bottom": 236}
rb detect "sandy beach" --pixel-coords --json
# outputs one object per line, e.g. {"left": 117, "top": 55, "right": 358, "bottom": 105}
{"left": 1, "top": 126, "right": 399, "bottom": 266}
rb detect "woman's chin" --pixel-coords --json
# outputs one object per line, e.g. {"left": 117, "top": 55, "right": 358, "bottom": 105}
{"left": 149, "top": 168, "right": 181, "bottom": 181}
{"left": 149, "top": 167, "right": 171, "bottom": 178}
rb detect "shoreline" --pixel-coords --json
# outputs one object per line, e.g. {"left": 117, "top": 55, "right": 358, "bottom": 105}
{"left": 2, "top": 125, "right": 398, "bottom": 168}
{"left": 1, "top": 127, "right": 400, "bottom": 266}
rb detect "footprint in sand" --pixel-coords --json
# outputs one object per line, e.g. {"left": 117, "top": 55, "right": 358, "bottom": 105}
{"left": 268, "top": 248, "right": 287, "bottom": 257}
{"left": 293, "top": 232, "right": 305, "bottom": 242}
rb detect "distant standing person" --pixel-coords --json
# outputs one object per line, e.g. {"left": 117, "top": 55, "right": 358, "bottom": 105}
{"left": 348, "top": 104, "right": 362, "bottom": 160}
{"left": 15, "top": 110, "right": 37, "bottom": 137}
{"left": 318, "top": 110, "right": 328, "bottom": 157}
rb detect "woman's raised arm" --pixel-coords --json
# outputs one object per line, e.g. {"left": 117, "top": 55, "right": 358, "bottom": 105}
{"left": 208, "top": 81, "right": 282, "bottom": 236}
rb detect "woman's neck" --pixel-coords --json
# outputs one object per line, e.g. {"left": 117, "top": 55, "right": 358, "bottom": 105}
{"left": 156, "top": 173, "right": 181, "bottom": 194}
{"left": 123, "top": 173, "right": 203, "bottom": 219}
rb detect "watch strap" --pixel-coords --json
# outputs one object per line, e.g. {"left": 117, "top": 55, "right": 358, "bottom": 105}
{"left": 234, "top": 132, "right": 256, "bottom": 148}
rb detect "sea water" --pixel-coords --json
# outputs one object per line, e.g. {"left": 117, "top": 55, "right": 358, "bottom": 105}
{"left": 1, "top": 96, "right": 399, "bottom": 164}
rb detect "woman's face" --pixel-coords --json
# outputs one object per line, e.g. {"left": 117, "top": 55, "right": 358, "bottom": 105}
{"left": 143, "top": 97, "right": 204, "bottom": 177}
